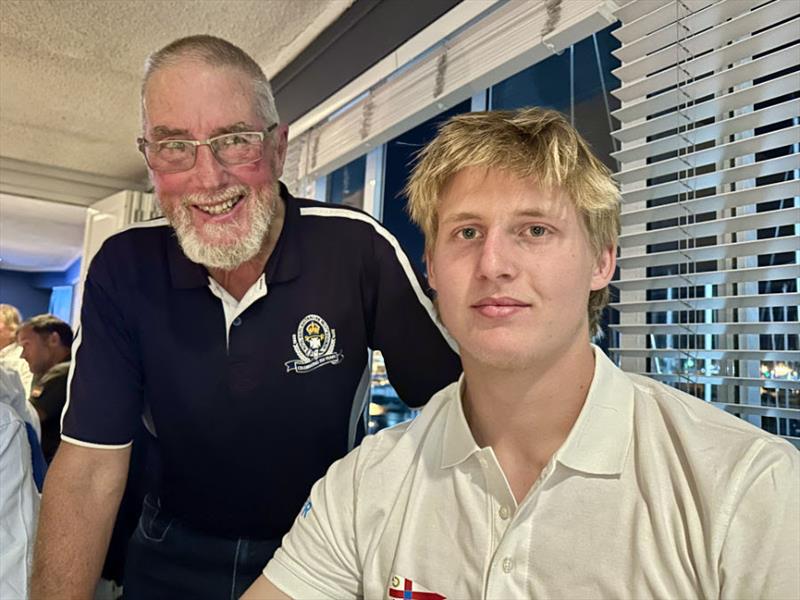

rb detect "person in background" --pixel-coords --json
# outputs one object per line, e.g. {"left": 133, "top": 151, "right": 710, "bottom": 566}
{"left": 0, "top": 303, "right": 34, "bottom": 398}
{"left": 0, "top": 365, "right": 47, "bottom": 489}
{"left": 246, "top": 107, "right": 799, "bottom": 600}
{"left": 17, "top": 314, "right": 73, "bottom": 464}
{"left": 32, "top": 35, "right": 460, "bottom": 599}
{"left": 0, "top": 399, "right": 39, "bottom": 599}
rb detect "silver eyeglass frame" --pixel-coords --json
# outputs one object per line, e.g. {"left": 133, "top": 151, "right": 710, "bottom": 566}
{"left": 136, "top": 123, "right": 278, "bottom": 173}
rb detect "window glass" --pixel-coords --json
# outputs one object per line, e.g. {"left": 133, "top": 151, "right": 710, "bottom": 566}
{"left": 369, "top": 100, "right": 471, "bottom": 433}
{"left": 326, "top": 155, "right": 367, "bottom": 209}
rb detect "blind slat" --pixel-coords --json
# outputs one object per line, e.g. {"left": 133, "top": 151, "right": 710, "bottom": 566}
{"left": 614, "top": 0, "right": 673, "bottom": 25}
{"left": 646, "top": 373, "right": 800, "bottom": 390}
{"left": 611, "top": 292, "right": 800, "bottom": 312}
{"left": 615, "top": 126, "right": 800, "bottom": 185}
{"left": 612, "top": 43, "right": 797, "bottom": 123}
{"left": 612, "top": 98, "right": 800, "bottom": 164}
{"left": 613, "top": 0, "right": 769, "bottom": 82}
{"left": 613, "top": 0, "right": 760, "bottom": 64}
{"left": 621, "top": 180, "right": 799, "bottom": 226}
{"left": 617, "top": 236, "right": 800, "bottom": 269}
{"left": 611, "top": 348, "right": 800, "bottom": 361}
{"left": 619, "top": 154, "right": 798, "bottom": 205}
{"left": 613, "top": 0, "right": 715, "bottom": 44}
{"left": 618, "top": 207, "right": 799, "bottom": 248}
{"left": 611, "top": 322, "right": 799, "bottom": 335}
{"left": 613, "top": 264, "right": 799, "bottom": 291}
{"left": 613, "top": 16, "right": 799, "bottom": 102}
{"left": 612, "top": 72, "right": 799, "bottom": 144}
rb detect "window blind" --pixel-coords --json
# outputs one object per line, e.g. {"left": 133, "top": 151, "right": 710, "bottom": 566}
{"left": 609, "top": 0, "right": 800, "bottom": 443}
{"left": 283, "top": 0, "right": 616, "bottom": 195}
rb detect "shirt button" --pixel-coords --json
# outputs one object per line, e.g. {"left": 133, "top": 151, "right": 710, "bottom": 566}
{"left": 232, "top": 317, "right": 242, "bottom": 327}
{"left": 498, "top": 505, "right": 510, "bottom": 520}
{"left": 478, "top": 456, "right": 488, "bottom": 468}
{"left": 502, "top": 557, "right": 514, "bottom": 573}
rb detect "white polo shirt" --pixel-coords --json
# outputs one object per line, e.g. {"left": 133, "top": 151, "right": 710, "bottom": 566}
{"left": 265, "top": 348, "right": 800, "bottom": 600}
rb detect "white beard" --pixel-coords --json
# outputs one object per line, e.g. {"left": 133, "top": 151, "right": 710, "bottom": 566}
{"left": 165, "top": 185, "right": 277, "bottom": 271}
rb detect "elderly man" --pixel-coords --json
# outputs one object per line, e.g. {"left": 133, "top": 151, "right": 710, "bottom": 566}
{"left": 32, "top": 35, "right": 460, "bottom": 599}
{"left": 18, "top": 314, "right": 73, "bottom": 464}
{"left": 246, "top": 108, "right": 799, "bottom": 600}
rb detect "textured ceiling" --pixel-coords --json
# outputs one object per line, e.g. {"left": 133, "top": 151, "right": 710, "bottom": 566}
{"left": 0, "top": 0, "right": 352, "bottom": 272}
{"left": 0, "top": 0, "right": 352, "bottom": 180}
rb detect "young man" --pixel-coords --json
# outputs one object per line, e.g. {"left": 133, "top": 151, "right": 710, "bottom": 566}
{"left": 32, "top": 36, "right": 459, "bottom": 599}
{"left": 246, "top": 108, "right": 799, "bottom": 599}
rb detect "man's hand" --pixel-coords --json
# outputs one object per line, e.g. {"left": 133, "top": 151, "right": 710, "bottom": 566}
{"left": 31, "top": 441, "right": 130, "bottom": 599}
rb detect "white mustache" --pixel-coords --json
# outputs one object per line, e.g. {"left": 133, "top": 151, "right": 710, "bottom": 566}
{"left": 181, "top": 185, "right": 249, "bottom": 208}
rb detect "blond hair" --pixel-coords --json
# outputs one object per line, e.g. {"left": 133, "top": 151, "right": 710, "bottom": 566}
{"left": 405, "top": 107, "right": 620, "bottom": 336}
{"left": 0, "top": 304, "right": 21, "bottom": 334}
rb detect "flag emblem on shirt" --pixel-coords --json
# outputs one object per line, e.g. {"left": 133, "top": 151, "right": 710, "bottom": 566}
{"left": 388, "top": 575, "right": 446, "bottom": 600}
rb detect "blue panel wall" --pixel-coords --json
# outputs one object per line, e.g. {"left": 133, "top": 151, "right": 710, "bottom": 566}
{"left": 0, "top": 270, "right": 51, "bottom": 319}
{"left": 0, "top": 258, "right": 80, "bottom": 322}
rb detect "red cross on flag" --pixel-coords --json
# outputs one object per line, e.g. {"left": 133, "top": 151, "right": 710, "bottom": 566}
{"left": 387, "top": 574, "right": 446, "bottom": 600}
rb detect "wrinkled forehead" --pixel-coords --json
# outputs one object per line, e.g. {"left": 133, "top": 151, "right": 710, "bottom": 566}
{"left": 142, "top": 60, "right": 259, "bottom": 134}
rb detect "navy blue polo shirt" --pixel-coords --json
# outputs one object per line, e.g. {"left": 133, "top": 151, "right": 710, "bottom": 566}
{"left": 62, "top": 185, "right": 461, "bottom": 539}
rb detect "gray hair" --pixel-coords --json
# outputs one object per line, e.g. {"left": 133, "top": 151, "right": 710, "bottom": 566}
{"left": 141, "top": 35, "right": 280, "bottom": 130}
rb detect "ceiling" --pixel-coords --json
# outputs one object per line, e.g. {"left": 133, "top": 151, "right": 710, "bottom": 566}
{"left": 0, "top": 0, "right": 353, "bottom": 271}
{"left": 0, "top": 194, "right": 87, "bottom": 272}
{"left": 0, "top": 0, "right": 462, "bottom": 273}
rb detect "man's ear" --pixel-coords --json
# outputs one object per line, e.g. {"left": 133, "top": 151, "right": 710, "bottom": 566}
{"left": 590, "top": 244, "right": 616, "bottom": 291}
{"left": 272, "top": 123, "right": 289, "bottom": 179}
{"left": 425, "top": 247, "right": 437, "bottom": 291}
{"left": 46, "top": 331, "right": 61, "bottom": 348}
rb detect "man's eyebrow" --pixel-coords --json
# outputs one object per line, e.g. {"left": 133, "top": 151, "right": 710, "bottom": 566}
{"left": 209, "top": 122, "right": 257, "bottom": 137}
{"left": 440, "top": 211, "right": 481, "bottom": 225}
{"left": 150, "top": 122, "right": 256, "bottom": 141}
{"left": 440, "top": 208, "right": 555, "bottom": 225}
{"left": 151, "top": 126, "right": 190, "bottom": 140}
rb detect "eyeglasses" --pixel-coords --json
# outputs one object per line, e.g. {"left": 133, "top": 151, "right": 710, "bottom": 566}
{"left": 137, "top": 123, "right": 277, "bottom": 173}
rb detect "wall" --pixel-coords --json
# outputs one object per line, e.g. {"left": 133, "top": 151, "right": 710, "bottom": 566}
{"left": 0, "top": 257, "right": 80, "bottom": 321}
{"left": 0, "top": 270, "right": 51, "bottom": 319}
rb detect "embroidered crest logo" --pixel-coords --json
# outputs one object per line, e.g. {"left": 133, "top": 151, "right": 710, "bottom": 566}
{"left": 285, "top": 314, "right": 344, "bottom": 374}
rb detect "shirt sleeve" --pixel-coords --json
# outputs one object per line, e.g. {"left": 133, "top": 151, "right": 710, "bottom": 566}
{"left": 264, "top": 440, "right": 368, "bottom": 599}
{"left": 366, "top": 224, "right": 461, "bottom": 408}
{"left": 61, "top": 242, "right": 144, "bottom": 448}
{"left": 718, "top": 438, "right": 800, "bottom": 600}
{"left": 0, "top": 409, "right": 39, "bottom": 600}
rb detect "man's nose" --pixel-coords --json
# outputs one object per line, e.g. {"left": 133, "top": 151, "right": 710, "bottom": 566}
{"left": 476, "top": 231, "right": 518, "bottom": 281}
{"left": 191, "top": 144, "right": 229, "bottom": 191}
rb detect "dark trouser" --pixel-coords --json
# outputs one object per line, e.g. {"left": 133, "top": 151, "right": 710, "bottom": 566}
{"left": 123, "top": 495, "right": 280, "bottom": 600}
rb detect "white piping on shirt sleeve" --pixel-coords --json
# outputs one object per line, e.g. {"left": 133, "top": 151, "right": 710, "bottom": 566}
{"left": 299, "top": 206, "right": 458, "bottom": 353}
